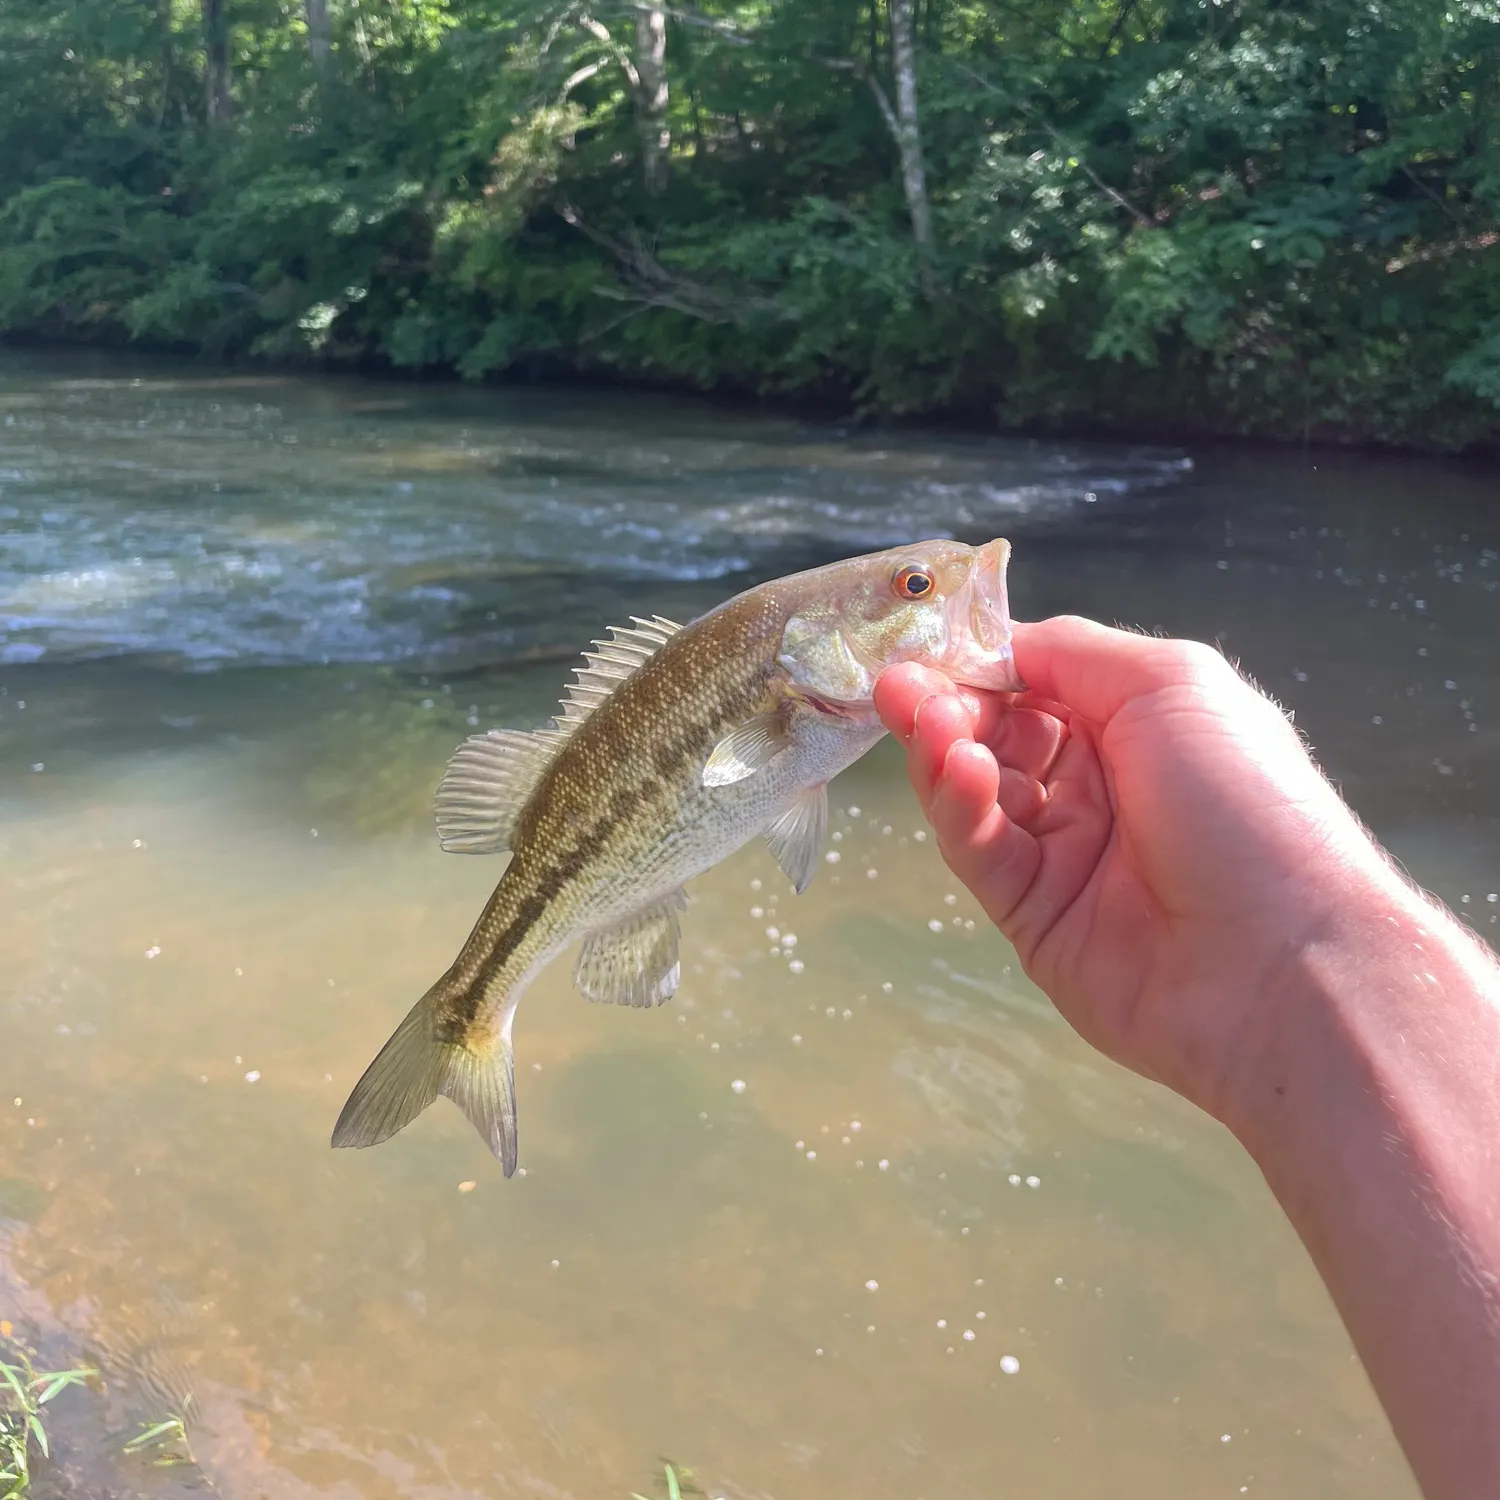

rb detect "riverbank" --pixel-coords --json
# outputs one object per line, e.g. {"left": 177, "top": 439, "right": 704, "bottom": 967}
{"left": 7, "top": 331, "right": 1499, "bottom": 464}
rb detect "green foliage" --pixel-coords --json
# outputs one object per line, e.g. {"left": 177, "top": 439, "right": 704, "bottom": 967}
{"left": 0, "top": 0, "right": 1497, "bottom": 447}
{"left": 0, "top": 1333, "right": 95, "bottom": 1497}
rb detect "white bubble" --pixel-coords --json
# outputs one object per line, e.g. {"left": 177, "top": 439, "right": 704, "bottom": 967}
{"left": 936, "top": 1319, "right": 947, "bottom": 1329}
{"left": 551, "top": 1259, "right": 560, "bottom": 1268}
{"left": 731, "top": 1079, "right": 746, "bottom": 1094}
{"left": 144, "top": 945, "right": 161, "bottom": 959}
{"left": 791, "top": 1034, "right": 802, "bottom": 1044}
{"left": 1008, "top": 1173, "right": 1022, "bottom": 1186}
{"left": 865, "top": 1279, "right": 879, "bottom": 1291}
{"left": 244, "top": 1070, "right": 261, "bottom": 1083}
{"left": 789, "top": 960, "right": 805, "bottom": 974}
{"left": 1000, "top": 1355, "right": 1020, "bottom": 1375}
{"left": 806, "top": 1150, "right": 816, "bottom": 1160}
{"left": 847, "top": 805, "right": 862, "bottom": 817}
{"left": 866, "top": 868, "right": 879, "bottom": 880}
{"left": 850, "top": 1120, "right": 861, "bottom": 1131}
{"left": 928, "top": 919, "right": 944, "bottom": 932}
{"left": 1026, "top": 1175, "right": 1041, "bottom": 1188}
{"left": 914, "top": 830, "right": 927, "bottom": 841}
{"left": 878, "top": 1159, "right": 890, "bottom": 1171}
{"left": 944, "top": 893, "right": 957, "bottom": 905}
{"left": 824, "top": 850, "right": 841, "bottom": 864}
{"left": 963, "top": 1329, "right": 976, "bottom": 1342}
{"left": 765, "top": 926, "right": 780, "bottom": 940}
{"left": 1221, "top": 1434, "right": 1232, "bottom": 1444}
{"left": 781, "top": 933, "right": 798, "bottom": 948}
{"left": 750, "top": 878, "right": 762, "bottom": 891}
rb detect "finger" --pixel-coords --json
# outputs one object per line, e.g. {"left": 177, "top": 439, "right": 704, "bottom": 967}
{"left": 908, "top": 691, "right": 976, "bottom": 802}
{"left": 926, "top": 741, "right": 1041, "bottom": 930}
{"left": 875, "top": 663, "right": 1063, "bottom": 779}
{"left": 987, "top": 706, "right": 1066, "bottom": 784}
{"left": 875, "top": 663, "right": 981, "bottom": 746}
{"left": 1001, "top": 725, "right": 1115, "bottom": 961}
{"left": 1012, "top": 616, "right": 1238, "bottom": 726}
{"left": 995, "top": 764, "right": 1047, "bottom": 829}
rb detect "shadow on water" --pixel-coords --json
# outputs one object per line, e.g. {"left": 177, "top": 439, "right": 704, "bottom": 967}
{"left": 2, "top": 348, "right": 1496, "bottom": 1498}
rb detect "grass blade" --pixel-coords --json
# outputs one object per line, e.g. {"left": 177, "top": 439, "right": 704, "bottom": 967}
{"left": 35, "top": 1369, "right": 93, "bottom": 1404}
{"left": 124, "top": 1418, "right": 183, "bottom": 1453}
{"left": 26, "top": 1414, "right": 47, "bottom": 1459}
{"left": 0, "top": 1364, "right": 28, "bottom": 1406}
{"left": 665, "top": 1463, "right": 682, "bottom": 1500}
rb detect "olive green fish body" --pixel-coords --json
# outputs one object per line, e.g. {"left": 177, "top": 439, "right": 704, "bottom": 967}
{"left": 332, "top": 539, "right": 1020, "bottom": 1174}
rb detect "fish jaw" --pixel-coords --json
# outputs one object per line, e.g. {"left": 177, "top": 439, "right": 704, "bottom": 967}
{"left": 938, "top": 537, "right": 1024, "bottom": 692}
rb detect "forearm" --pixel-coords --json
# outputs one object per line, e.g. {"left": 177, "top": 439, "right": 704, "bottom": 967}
{"left": 1229, "top": 874, "right": 1500, "bottom": 1500}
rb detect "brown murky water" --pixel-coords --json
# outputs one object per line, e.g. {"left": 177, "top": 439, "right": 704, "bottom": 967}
{"left": 2, "top": 351, "right": 1497, "bottom": 1499}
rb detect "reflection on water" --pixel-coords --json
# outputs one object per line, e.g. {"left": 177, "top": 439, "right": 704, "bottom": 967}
{"left": 2, "top": 350, "right": 1497, "bottom": 1499}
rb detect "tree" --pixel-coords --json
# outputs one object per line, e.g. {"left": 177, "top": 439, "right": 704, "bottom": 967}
{"left": 305, "top": 0, "right": 331, "bottom": 71}
{"left": 201, "top": 0, "right": 232, "bottom": 121}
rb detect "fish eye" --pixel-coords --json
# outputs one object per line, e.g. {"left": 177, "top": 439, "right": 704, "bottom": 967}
{"left": 893, "top": 566, "right": 935, "bottom": 600}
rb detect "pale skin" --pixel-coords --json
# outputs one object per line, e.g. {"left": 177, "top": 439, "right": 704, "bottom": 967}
{"left": 874, "top": 617, "right": 1500, "bottom": 1500}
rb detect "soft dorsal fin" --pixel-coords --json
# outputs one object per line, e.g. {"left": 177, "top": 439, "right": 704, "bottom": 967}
{"left": 434, "top": 614, "right": 682, "bottom": 854}
{"left": 557, "top": 615, "right": 682, "bottom": 728}
{"left": 435, "top": 728, "right": 567, "bottom": 854}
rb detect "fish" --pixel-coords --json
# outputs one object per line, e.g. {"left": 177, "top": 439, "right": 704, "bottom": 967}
{"left": 331, "top": 537, "right": 1022, "bottom": 1174}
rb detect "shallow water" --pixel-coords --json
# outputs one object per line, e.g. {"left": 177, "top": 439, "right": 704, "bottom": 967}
{"left": 1, "top": 350, "right": 1497, "bottom": 1499}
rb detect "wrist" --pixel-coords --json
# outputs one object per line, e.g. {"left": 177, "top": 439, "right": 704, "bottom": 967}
{"left": 1222, "top": 860, "right": 1500, "bottom": 1191}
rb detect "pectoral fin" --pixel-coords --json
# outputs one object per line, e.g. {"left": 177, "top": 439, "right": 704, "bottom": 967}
{"left": 765, "top": 784, "right": 828, "bottom": 894}
{"left": 574, "top": 895, "right": 686, "bottom": 1008}
{"left": 703, "top": 713, "right": 788, "bottom": 788}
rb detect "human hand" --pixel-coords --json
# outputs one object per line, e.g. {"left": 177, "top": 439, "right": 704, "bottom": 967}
{"left": 875, "top": 616, "right": 1408, "bottom": 1126}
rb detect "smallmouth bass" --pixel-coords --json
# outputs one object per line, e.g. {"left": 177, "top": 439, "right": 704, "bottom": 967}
{"left": 332, "top": 538, "right": 1022, "bottom": 1173}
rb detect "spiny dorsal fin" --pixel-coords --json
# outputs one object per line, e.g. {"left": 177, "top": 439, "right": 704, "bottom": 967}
{"left": 557, "top": 615, "right": 682, "bottom": 728}
{"left": 435, "top": 615, "right": 682, "bottom": 855}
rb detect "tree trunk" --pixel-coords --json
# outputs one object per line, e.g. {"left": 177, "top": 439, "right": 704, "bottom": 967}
{"left": 201, "top": 0, "right": 232, "bottom": 122}
{"left": 633, "top": 6, "right": 670, "bottom": 196}
{"left": 886, "top": 0, "right": 931, "bottom": 253}
{"left": 305, "top": 0, "right": 331, "bottom": 71}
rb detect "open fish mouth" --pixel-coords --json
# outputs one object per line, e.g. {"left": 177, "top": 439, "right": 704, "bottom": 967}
{"left": 942, "top": 538, "right": 1025, "bottom": 692}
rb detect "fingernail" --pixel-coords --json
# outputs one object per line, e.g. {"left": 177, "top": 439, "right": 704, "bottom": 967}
{"left": 911, "top": 692, "right": 942, "bottom": 738}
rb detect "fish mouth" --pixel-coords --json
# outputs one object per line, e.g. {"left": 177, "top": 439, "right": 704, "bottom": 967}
{"left": 942, "top": 539, "right": 1025, "bottom": 692}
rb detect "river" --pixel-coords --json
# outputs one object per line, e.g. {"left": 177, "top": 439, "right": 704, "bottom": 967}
{"left": 1, "top": 348, "right": 1496, "bottom": 1499}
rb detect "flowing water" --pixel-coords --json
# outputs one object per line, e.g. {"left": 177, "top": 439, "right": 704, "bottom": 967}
{"left": 1, "top": 349, "right": 1497, "bottom": 1500}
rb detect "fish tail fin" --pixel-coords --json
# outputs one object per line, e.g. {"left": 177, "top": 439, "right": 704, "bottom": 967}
{"left": 331, "top": 977, "right": 518, "bottom": 1175}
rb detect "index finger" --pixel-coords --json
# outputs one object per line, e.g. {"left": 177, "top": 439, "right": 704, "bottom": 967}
{"left": 1012, "top": 615, "right": 1234, "bottom": 725}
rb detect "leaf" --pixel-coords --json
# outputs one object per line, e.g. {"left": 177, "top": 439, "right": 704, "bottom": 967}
{"left": 665, "top": 1463, "right": 682, "bottom": 1500}
{"left": 0, "top": 1364, "right": 28, "bottom": 1406}
{"left": 124, "top": 1418, "right": 184, "bottom": 1453}
{"left": 35, "top": 1368, "right": 94, "bottom": 1404}
{"left": 26, "top": 1414, "right": 46, "bottom": 1459}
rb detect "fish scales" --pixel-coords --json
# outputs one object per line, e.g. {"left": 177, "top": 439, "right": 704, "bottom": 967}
{"left": 333, "top": 538, "right": 1021, "bottom": 1174}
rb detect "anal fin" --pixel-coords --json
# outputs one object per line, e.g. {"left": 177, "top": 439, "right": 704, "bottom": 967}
{"left": 766, "top": 784, "right": 828, "bottom": 894}
{"left": 574, "top": 895, "right": 686, "bottom": 1008}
